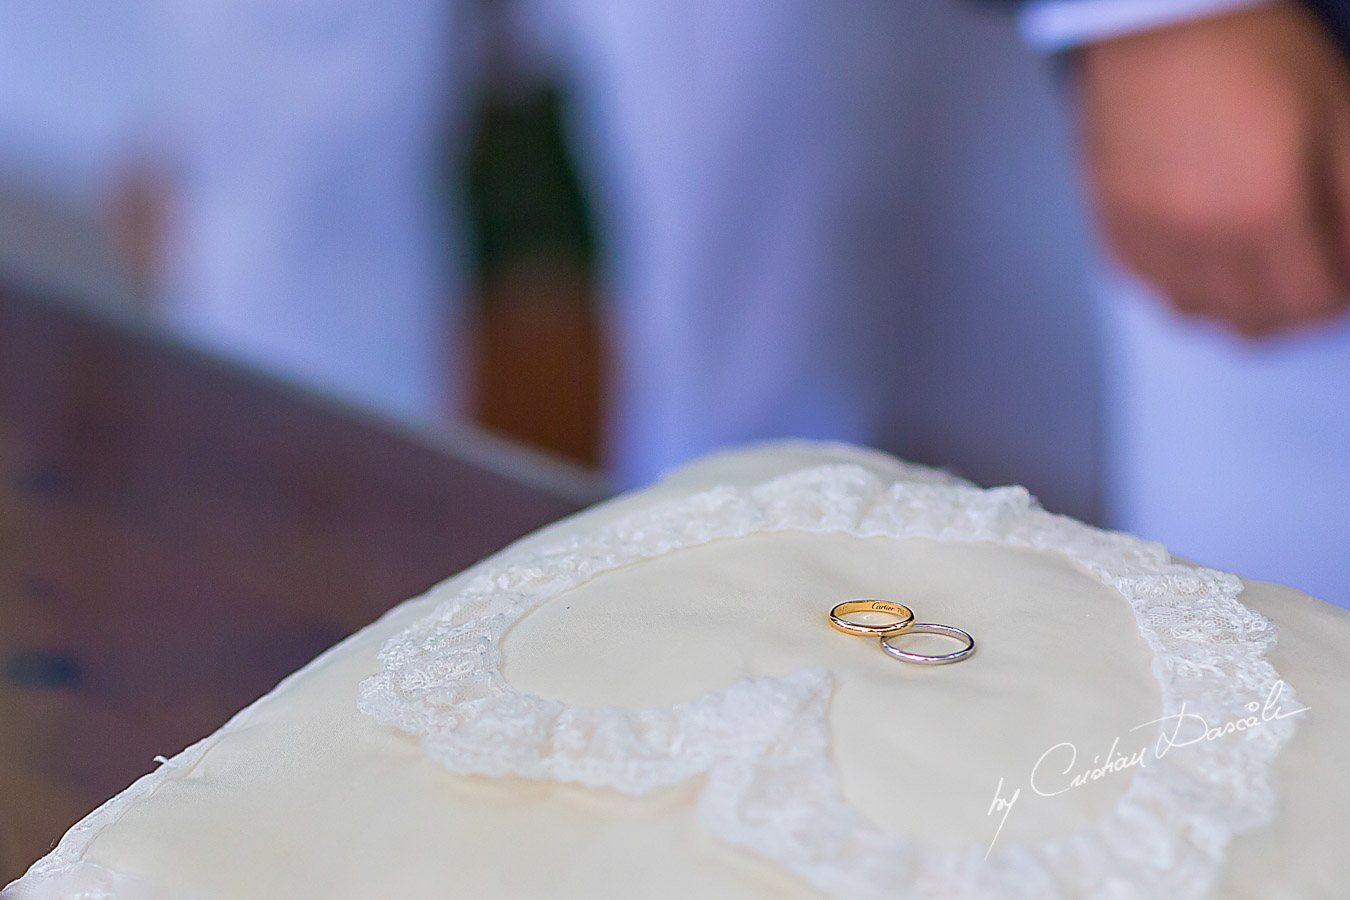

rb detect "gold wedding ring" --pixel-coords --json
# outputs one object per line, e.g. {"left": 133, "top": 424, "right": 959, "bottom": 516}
{"left": 829, "top": 599, "right": 976, "bottom": 666}
{"left": 879, "top": 623, "right": 976, "bottom": 665}
{"left": 828, "top": 599, "right": 915, "bottom": 637}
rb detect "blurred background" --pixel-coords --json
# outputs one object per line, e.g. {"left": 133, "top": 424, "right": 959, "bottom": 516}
{"left": 1, "top": 0, "right": 1349, "bottom": 881}
{"left": 0, "top": 0, "right": 1345, "bottom": 606}
{"left": 0, "top": 0, "right": 1100, "bottom": 507}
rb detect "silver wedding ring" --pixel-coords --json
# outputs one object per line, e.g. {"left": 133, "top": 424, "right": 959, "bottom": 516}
{"left": 879, "top": 623, "right": 976, "bottom": 665}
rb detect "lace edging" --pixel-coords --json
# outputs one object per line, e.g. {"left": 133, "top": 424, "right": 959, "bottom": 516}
{"left": 358, "top": 464, "right": 1299, "bottom": 900}
{"left": 4, "top": 463, "right": 1298, "bottom": 900}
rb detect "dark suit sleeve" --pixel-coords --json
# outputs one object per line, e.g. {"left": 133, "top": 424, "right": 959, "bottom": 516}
{"left": 967, "top": 0, "right": 1350, "bottom": 60}
{"left": 1303, "top": 0, "right": 1350, "bottom": 55}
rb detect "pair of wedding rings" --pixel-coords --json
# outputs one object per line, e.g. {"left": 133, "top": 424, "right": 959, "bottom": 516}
{"left": 828, "top": 599, "right": 975, "bottom": 665}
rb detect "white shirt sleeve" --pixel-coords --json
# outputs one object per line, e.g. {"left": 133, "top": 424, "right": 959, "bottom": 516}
{"left": 1019, "top": 0, "right": 1271, "bottom": 52}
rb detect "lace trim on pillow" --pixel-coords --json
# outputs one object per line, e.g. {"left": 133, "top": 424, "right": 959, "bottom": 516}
{"left": 358, "top": 464, "right": 1298, "bottom": 900}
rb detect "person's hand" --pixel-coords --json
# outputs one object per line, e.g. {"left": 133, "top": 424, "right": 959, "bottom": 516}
{"left": 1075, "top": 3, "right": 1350, "bottom": 336}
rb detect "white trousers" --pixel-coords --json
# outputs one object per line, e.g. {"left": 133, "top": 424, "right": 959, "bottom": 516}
{"left": 152, "top": 0, "right": 1347, "bottom": 604}
{"left": 557, "top": 0, "right": 1350, "bottom": 604}
{"left": 153, "top": 0, "right": 477, "bottom": 423}
{"left": 547, "top": 1, "right": 926, "bottom": 488}
{"left": 1099, "top": 270, "right": 1350, "bottom": 607}
{"left": 547, "top": 0, "right": 1100, "bottom": 513}
{"left": 155, "top": 0, "right": 1093, "bottom": 503}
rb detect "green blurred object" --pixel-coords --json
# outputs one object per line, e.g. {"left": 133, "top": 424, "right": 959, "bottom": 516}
{"left": 465, "top": 88, "right": 596, "bottom": 283}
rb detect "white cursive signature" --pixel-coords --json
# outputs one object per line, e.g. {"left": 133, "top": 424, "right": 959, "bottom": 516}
{"left": 984, "top": 680, "right": 1308, "bottom": 858}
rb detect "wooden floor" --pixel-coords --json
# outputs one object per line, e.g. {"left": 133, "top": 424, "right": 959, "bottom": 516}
{"left": 0, "top": 286, "right": 596, "bottom": 883}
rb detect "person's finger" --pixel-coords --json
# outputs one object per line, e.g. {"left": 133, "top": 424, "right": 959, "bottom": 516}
{"left": 1110, "top": 209, "right": 1271, "bottom": 330}
{"left": 1194, "top": 239, "right": 1282, "bottom": 336}
{"left": 1258, "top": 208, "right": 1346, "bottom": 331}
{"left": 1098, "top": 205, "right": 1209, "bottom": 315}
{"left": 1122, "top": 169, "right": 1338, "bottom": 336}
{"left": 1093, "top": 170, "right": 1312, "bottom": 335}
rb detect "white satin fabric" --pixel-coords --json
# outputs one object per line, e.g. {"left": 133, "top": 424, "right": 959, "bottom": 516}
{"left": 5, "top": 442, "right": 1348, "bottom": 900}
